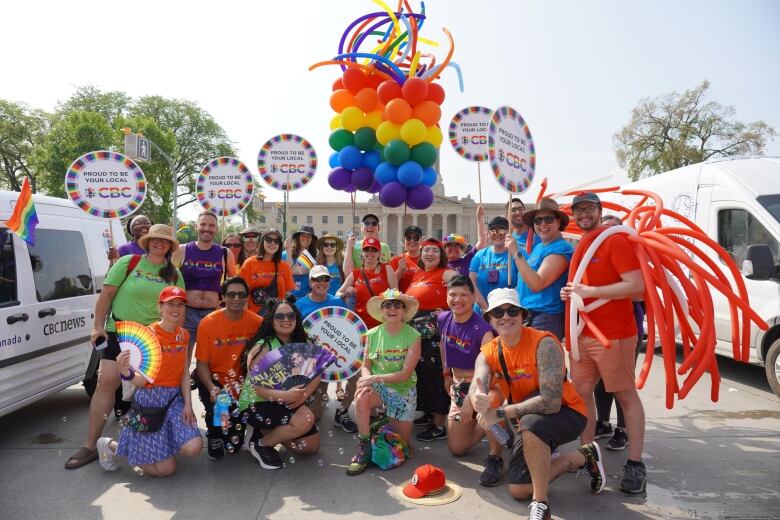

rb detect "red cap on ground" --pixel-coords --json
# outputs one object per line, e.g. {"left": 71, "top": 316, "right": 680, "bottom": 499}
{"left": 402, "top": 464, "right": 447, "bottom": 499}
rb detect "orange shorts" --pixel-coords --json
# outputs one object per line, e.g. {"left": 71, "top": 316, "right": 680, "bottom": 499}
{"left": 570, "top": 335, "right": 638, "bottom": 393}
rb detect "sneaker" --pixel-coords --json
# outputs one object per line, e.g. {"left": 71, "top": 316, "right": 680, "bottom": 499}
{"left": 578, "top": 442, "right": 606, "bottom": 494}
{"left": 607, "top": 427, "right": 629, "bottom": 451}
{"left": 96, "top": 437, "right": 119, "bottom": 472}
{"left": 413, "top": 412, "right": 433, "bottom": 426}
{"left": 620, "top": 462, "right": 647, "bottom": 494}
{"left": 416, "top": 425, "right": 447, "bottom": 442}
{"left": 207, "top": 434, "right": 225, "bottom": 461}
{"left": 595, "top": 421, "right": 613, "bottom": 439}
{"left": 528, "top": 500, "right": 551, "bottom": 520}
{"left": 335, "top": 409, "right": 358, "bottom": 434}
{"left": 346, "top": 439, "right": 372, "bottom": 476}
{"left": 479, "top": 455, "right": 504, "bottom": 487}
{"left": 249, "top": 443, "right": 283, "bottom": 470}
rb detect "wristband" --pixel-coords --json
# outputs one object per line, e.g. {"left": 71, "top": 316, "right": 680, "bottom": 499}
{"left": 442, "top": 370, "right": 450, "bottom": 377}
{"left": 120, "top": 367, "right": 135, "bottom": 381}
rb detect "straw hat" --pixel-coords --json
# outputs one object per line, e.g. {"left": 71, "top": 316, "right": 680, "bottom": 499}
{"left": 366, "top": 288, "right": 419, "bottom": 323}
{"left": 317, "top": 233, "right": 343, "bottom": 251}
{"left": 137, "top": 223, "right": 179, "bottom": 251}
{"left": 396, "top": 464, "right": 463, "bottom": 506}
{"left": 522, "top": 197, "right": 570, "bottom": 231}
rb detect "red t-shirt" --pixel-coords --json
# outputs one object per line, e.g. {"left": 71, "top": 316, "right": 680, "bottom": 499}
{"left": 238, "top": 258, "right": 295, "bottom": 313}
{"left": 148, "top": 323, "right": 189, "bottom": 388}
{"left": 405, "top": 267, "right": 448, "bottom": 311}
{"left": 579, "top": 233, "right": 640, "bottom": 339}
{"left": 389, "top": 253, "right": 420, "bottom": 292}
{"left": 353, "top": 265, "right": 391, "bottom": 329}
{"left": 195, "top": 309, "right": 264, "bottom": 388}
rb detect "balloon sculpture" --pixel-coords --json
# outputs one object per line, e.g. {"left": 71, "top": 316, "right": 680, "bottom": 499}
{"left": 310, "top": 1, "right": 463, "bottom": 210}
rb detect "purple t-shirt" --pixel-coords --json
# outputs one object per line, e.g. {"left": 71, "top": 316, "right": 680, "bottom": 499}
{"left": 117, "top": 241, "right": 144, "bottom": 257}
{"left": 180, "top": 242, "right": 225, "bottom": 293}
{"left": 437, "top": 310, "right": 493, "bottom": 370}
{"left": 447, "top": 247, "right": 477, "bottom": 278}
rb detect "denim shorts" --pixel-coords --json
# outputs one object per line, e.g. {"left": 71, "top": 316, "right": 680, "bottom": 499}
{"left": 184, "top": 306, "right": 215, "bottom": 348}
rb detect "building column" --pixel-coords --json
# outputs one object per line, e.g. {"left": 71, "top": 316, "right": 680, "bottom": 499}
{"left": 396, "top": 214, "right": 404, "bottom": 253}
{"left": 381, "top": 214, "right": 388, "bottom": 244}
{"left": 455, "top": 213, "right": 463, "bottom": 238}
{"left": 426, "top": 214, "right": 432, "bottom": 239}
{"left": 442, "top": 212, "right": 448, "bottom": 238}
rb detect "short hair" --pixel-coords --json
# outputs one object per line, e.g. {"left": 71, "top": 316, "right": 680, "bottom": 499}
{"left": 602, "top": 214, "right": 622, "bottom": 224}
{"left": 197, "top": 211, "right": 218, "bottom": 223}
{"left": 505, "top": 197, "right": 525, "bottom": 210}
{"left": 222, "top": 276, "right": 248, "bottom": 295}
{"left": 447, "top": 275, "right": 475, "bottom": 293}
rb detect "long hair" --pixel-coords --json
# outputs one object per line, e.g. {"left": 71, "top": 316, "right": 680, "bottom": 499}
{"left": 222, "top": 233, "right": 245, "bottom": 265}
{"left": 316, "top": 240, "right": 345, "bottom": 281}
{"left": 259, "top": 233, "right": 283, "bottom": 263}
{"left": 292, "top": 234, "right": 318, "bottom": 263}
{"left": 247, "top": 297, "right": 308, "bottom": 347}
{"left": 158, "top": 249, "right": 178, "bottom": 284}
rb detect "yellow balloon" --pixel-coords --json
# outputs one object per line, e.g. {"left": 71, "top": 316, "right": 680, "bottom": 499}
{"left": 425, "top": 125, "right": 443, "bottom": 148}
{"left": 400, "top": 118, "right": 427, "bottom": 146}
{"left": 364, "top": 110, "right": 383, "bottom": 130}
{"left": 330, "top": 113, "right": 342, "bottom": 130}
{"left": 376, "top": 121, "right": 401, "bottom": 145}
{"left": 341, "top": 106, "right": 365, "bottom": 132}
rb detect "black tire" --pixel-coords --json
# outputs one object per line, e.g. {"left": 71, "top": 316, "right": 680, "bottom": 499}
{"left": 765, "top": 338, "right": 780, "bottom": 398}
{"left": 82, "top": 372, "right": 98, "bottom": 397}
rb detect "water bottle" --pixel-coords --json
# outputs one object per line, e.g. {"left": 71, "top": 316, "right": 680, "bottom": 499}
{"left": 345, "top": 292, "right": 357, "bottom": 311}
{"left": 490, "top": 421, "right": 510, "bottom": 447}
{"left": 212, "top": 390, "right": 231, "bottom": 428}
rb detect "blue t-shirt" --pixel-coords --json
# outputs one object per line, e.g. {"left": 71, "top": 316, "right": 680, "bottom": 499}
{"left": 469, "top": 247, "right": 517, "bottom": 300}
{"left": 324, "top": 262, "right": 343, "bottom": 296}
{"left": 519, "top": 238, "right": 573, "bottom": 314}
{"left": 295, "top": 294, "right": 346, "bottom": 320}
{"left": 513, "top": 230, "right": 540, "bottom": 252}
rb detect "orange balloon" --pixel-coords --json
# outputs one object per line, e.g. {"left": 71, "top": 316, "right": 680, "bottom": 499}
{"left": 385, "top": 98, "right": 413, "bottom": 125}
{"left": 412, "top": 100, "right": 442, "bottom": 127}
{"left": 342, "top": 68, "right": 367, "bottom": 94}
{"left": 332, "top": 78, "right": 345, "bottom": 92}
{"left": 355, "top": 87, "right": 379, "bottom": 113}
{"left": 426, "top": 83, "right": 445, "bottom": 104}
{"left": 330, "top": 89, "right": 356, "bottom": 112}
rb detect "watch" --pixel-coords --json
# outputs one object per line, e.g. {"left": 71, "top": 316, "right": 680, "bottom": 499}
{"left": 495, "top": 406, "right": 506, "bottom": 419}
{"left": 516, "top": 251, "right": 525, "bottom": 259}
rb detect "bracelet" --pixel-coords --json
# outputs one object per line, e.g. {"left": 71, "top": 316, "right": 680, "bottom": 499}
{"left": 442, "top": 370, "right": 450, "bottom": 377}
{"left": 120, "top": 367, "right": 135, "bottom": 381}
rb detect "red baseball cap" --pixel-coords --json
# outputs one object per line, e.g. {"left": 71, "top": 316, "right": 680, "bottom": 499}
{"left": 158, "top": 286, "right": 187, "bottom": 303}
{"left": 402, "top": 464, "right": 446, "bottom": 499}
{"left": 362, "top": 237, "right": 381, "bottom": 251}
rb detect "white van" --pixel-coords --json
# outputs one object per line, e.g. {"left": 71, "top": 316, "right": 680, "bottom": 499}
{"left": 601, "top": 157, "right": 780, "bottom": 397}
{"left": 0, "top": 191, "right": 126, "bottom": 417}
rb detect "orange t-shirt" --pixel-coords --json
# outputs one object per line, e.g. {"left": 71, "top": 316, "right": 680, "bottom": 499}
{"left": 353, "top": 265, "right": 391, "bottom": 329}
{"left": 195, "top": 309, "right": 263, "bottom": 385}
{"left": 147, "top": 322, "right": 189, "bottom": 388}
{"left": 578, "top": 232, "right": 640, "bottom": 339}
{"left": 389, "top": 253, "right": 420, "bottom": 292}
{"left": 405, "top": 267, "right": 448, "bottom": 311}
{"left": 238, "top": 258, "right": 295, "bottom": 313}
{"left": 481, "top": 327, "right": 586, "bottom": 416}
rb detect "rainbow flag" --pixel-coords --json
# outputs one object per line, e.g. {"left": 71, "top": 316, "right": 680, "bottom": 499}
{"left": 3, "top": 177, "right": 39, "bottom": 246}
{"left": 296, "top": 249, "right": 316, "bottom": 270}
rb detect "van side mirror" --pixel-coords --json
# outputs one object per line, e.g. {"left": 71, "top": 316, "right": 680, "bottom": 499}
{"left": 745, "top": 244, "right": 774, "bottom": 280}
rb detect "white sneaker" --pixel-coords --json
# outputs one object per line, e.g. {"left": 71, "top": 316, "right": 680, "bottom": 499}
{"left": 97, "top": 437, "right": 120, "bottom": 472}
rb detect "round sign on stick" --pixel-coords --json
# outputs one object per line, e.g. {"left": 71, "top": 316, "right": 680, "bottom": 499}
{"left": 448, "top": 106, "right": 492, "bottom": 162}
{"left": 65, "top": 151, "right": 147, "bottom": 218}
{"left": 488, "top": 106, "right": 536, "bottom": 193}
{"left": 196, "top": 157, "right": 254, "bottom": 216}
{"left": 257, "top": 134, "right": 318, "bottom": 191}
{"left": 302, "top": 306, "right": 367, "bottom": 381}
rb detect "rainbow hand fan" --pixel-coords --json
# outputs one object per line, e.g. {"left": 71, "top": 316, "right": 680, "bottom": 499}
{"left": 116, "top": 321, "right": 163, "bottom": 383}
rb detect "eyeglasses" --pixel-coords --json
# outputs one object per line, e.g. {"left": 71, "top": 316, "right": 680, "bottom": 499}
{"left": 572, "top": 205, "right": 598, "bottom": 215}
{"left": 273, "top": 312, "right": 297, "bottom": 322}
{"left": 263, "top": 236, "right": 282, "bottom": 245}
{"left": 225, "top": 243, "right": 242, "bottom": 249}
{"left": 363, "top": 220, "right": 379, "bottom": 227}
{"left": 381, "top": 300, "right": 405, "bottom": 309}
{"left": 243, "top": 234, "right": 259, "bottom": 240}
{"left": 489, "top": 306, "right": 523, "bottom": 319}
{"left": 311, "top": 276, "right": 331, "bottom": 283}
{"left": 405, "top": 235, "right": 421, "bottom": 241}
{"left": 510, "top": 207, "right": 525, "bottom": 213}
{"left": 322, "top": 242, "right": 337, "bottom": 248}
{"left": 533, "top": 216, "right": 558, "bottom": 225}
{"left": 224, "top": 291, "right": 248, "bottom": 299}
{"left": 489, "top": 228, "right": 507, "bottom": 235}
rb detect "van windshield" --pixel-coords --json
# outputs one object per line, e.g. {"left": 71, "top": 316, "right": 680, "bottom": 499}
{"left": 758, "top": 194, "right": 780, "bottom": 225}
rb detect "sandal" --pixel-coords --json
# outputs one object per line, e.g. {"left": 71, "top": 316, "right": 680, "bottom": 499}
{"left": 65, "top": 446, "right": 98, "bottom": 469}
{"left": 336, "top": 387, "right": 346, "bottom": 402}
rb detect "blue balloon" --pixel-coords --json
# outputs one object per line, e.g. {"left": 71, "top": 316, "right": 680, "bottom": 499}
{"left": 338, "top": 145, "right": 362, "bottom": 171}
{"left": 421, "top": 167, "right": 437, "bottom": 187}
{"left": 397, "top": 160, "right": 424, "bottom": 188}
{"left": 329, "top": 152, "right": 340, "bottom": 168}
{"left": 362, "top": 150, "right": 381, "bottom": 171}
{"left": 375, "top": 161, "right": 398, "bottom": 185}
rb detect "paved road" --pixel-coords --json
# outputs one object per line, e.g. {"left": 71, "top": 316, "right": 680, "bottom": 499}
{"left": 1, "top": 353, "right": 778, "bottom": 520}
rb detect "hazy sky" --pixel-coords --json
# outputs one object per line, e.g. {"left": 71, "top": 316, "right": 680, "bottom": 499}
{"left": 2, "top": 0, "right": 778, "bottom": 211}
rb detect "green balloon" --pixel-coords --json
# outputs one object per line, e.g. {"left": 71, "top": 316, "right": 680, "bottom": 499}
{"left": 383, "top": 139, "right": 410, "bottom": 166}
{"left": 329, "top": 129, "right": 354, "bottom": 151}
{"left": 410, "top": 142, "right": 438, "bottom": 168}
{"left": 354, "top": 127, "right": 377, "bottom": 151}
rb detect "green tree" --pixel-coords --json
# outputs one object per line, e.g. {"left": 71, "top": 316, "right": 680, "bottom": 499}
{"left": 57, "top": 86, "right": 131, "bottom": 128}
{"left": 614, "top": 81, "right": 776, "bottom": 181}
{"left": 0, "top": 99, "right": 49, "bottom": 192}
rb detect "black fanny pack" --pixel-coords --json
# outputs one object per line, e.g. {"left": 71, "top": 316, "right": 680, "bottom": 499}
{"left": 452, "top": 381, "right": 471, "bottom": 407}
{"left": 125, "top": 393, "right": 177, "bottom": 433}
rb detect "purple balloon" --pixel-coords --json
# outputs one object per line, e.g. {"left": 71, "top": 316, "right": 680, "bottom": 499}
{"left": 379, "top": 181, "right": 406, "bottom": 208}
{"left": 368, "top": 179, "right": 381, "bottom": 193}
{"left": 344, "top": 183, "right": 357, "bottom": 193}
{"left": 352, "top": 167, "right": 375, "bottom": 191}
{"left": 328, "top": 167, "right": 352, "bottom": 191}
{"left": 406, "top": 184, "right": 434, "bottom": 210}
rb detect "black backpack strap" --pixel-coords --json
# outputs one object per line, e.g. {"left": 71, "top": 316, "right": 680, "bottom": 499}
{"left": 497, "top": 339, "right": 515, "bottom": 405}
{"left": 361, "top": 269, "right": 375, "bottom": 297}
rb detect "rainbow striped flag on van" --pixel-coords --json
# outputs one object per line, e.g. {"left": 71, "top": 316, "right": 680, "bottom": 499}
{"left": 3, "top": 177, "right": 39, "bottom": 246}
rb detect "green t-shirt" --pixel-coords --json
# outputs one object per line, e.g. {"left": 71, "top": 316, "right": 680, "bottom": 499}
{"left": 238, "top": 336, "right": 282, "bottom": 410}
{"left": 351, "top": 239, "right": 392, "bottom": 268}
{"left": 105, "top": 255, "right": 184, "bottom": 332}
{"left": 366, "top": 323, "right": 420, "bottom": 394}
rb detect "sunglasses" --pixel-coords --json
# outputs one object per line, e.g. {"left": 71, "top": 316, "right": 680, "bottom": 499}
{"left": 381, "top": 300, "right": 405, "bottom": 309}
{"left": 363, "top": 247, "right": 379, "bottom": 253}
{"left": 489, "top": 228, "right": 507, "bottom": 234}
{"left": 224, "top": 291, "right": 248, "bottom": 299}
{"left": 533, "top": 216, "right": 558, "bottom": 225}
{"left": 225, "top": 243, "right": 242, "bottom": 249}
{"left": 264, "top": 236, "right": 282, "bottom": 245}
{"left": 311, "top": 276, "right": 331, "bottom": 283}
{"left": 363, "top": 220, "right": 379, "bottom": 227}
{"left": 405, "top": 235, "right": 421, "bottom": 241}
{"left": 243, "top": 234, "right": 259, "bottom": 240}
{"left": 489, "top": 306, "right": 523, "bottom": 319}
{"left": 322, "top": 242, "right": 337, "bottom": 248}
{"left": 273, "top": 312, "right": 297, "bottom": 322}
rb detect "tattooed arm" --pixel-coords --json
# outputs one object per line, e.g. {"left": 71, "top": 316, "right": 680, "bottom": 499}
{"left": 504, "top": 337, "right": 565, "bottom": 418}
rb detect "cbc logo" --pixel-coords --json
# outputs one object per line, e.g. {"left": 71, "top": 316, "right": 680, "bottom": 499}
{"left": 270, "top": 164, "right": 307, "bottom": 174}
{"left": 85, "top": 187, "right": 134, "bottom": 199}
{"left": 505, "top": 152, "right": 527, "bottom": 172}
{"left": 461, "top": 135, "right": 487, "bottom": 145}
{"left": 208, "top": 189, "right": 246, "bottom": 199}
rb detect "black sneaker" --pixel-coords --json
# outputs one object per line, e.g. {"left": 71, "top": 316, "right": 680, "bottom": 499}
{"left": 578, "top": 442, "right": 606, "bottom": 494}
{"left": 528, "top": 500, "right": 551, "bottom": 520}
{"left": 335, "top": 409, "right": 358, "bottom": 434}
{"left": 594, "top": 421, "right": 613, "bottom": 439}
{"left": 207, "top": 435, "right": 225, "bottom": 460}
{"left": 416, "top": 425, "right": 447, "bottom": 442}
{"left": 413, "top": 413, "right": 433, "bottom": 426}
{"left": 607, "top": 427, "right": 629, "bottom": 451}
{"left": 479, "top": 455, "right": 504, "bottom": 487}
{"left": 249, "top": 443, "right": 283, "bottom": 470}
{"left": 620, "top": 462, "right": 647, "bottom": 494}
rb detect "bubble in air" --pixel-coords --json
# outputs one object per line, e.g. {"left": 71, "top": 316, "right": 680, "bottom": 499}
{"left": 288, "top": 456, "right": 295, "bottom": 464}
{"left": 338, "top": 447, "right": 344, "bottom": 455}
{"left": 226, "top": 443, "right": 235, "bottom": 454}
{"left": 265, "top": 418, "right": 272, "bottom": 425}
{"left": 317, "top": 459, "right": 324, "bottom": 467}
{"left": 231, "top": 435, "right": 240, "bottom": 444}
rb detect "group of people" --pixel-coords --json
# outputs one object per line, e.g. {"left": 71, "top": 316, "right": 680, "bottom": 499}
{"left": 63, "top": 193, "right": 647, "bottom": 520}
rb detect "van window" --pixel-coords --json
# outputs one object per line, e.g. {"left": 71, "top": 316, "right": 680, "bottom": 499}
{"left": 28, "top": 229, "right": 93, "bottom": 301}
{"left": 0, "top": 229, "right": 17, "bottom": 307}
{"left": 757, "top": 194, "right": 780, "bottom": 225}
{"left": 718, "top": 209, "right": 780, "bottom": 266}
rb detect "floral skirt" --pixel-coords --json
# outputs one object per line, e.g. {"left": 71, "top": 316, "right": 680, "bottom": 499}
{"left": 411, "top": 311, "right": 451, "bottom": 415}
